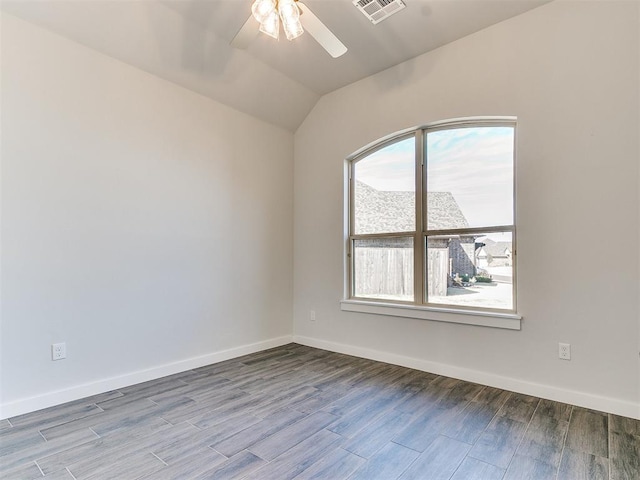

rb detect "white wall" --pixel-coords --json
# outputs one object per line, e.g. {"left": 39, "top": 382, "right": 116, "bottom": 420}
{"left": 294, "top": 1, "right": 640, "bottom": 418}
{"left": 0, "top": 13, "right": 293, "bottom": 417}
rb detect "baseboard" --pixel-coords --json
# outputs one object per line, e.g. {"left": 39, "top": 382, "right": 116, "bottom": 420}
{"left": 5, "top": 334, "right": 637, "bottom": 421}
{"left": 293, "top": 335, "right": 640, "bottom": 420}
{"left": 0, "top": 335, "right": 294, "bottom": 420}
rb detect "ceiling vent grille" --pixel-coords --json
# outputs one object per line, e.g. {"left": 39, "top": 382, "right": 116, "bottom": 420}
{"left": 353, "top": 0, "right": 406, "bottom": 25}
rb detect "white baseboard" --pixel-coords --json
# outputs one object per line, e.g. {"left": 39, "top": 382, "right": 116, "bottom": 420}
{"left": 294, "top": 335, "right": 640, "bottom": 420}
{"left": 0, "top": 335, "right": 293, "bottom": 420}
{"left": 5, "top": 334, "right": 637, "bottom": 421}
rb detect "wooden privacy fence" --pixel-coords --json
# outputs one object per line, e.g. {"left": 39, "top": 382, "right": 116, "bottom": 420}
{"left": 427, "top": 248, "right": 448, "bottom": 297}
{"left": 354, "top": 246, "right": 449, "bottom": 298}
{"left": 354, "top": 247, "right": 414, "bottom": 297}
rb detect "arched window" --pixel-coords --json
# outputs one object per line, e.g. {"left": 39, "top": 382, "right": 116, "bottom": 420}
{"left": 348, "top": 118, "right": 516, "bottom": 313}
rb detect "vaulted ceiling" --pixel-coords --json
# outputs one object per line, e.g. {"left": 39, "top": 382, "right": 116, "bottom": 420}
{"left": 1, "top": 0, "right": 550, "bottom": 131}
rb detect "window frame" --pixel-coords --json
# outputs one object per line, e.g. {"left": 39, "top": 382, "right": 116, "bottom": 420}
{"left": 345, "top": 117, "right": 519, "bottom": 324}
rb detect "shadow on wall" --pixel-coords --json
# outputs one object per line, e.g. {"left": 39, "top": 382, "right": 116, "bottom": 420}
{"left": 150, "top": 1, "right": 234, "bottom": 77}
{"left": 370, "top": 4, "right": 436, "bottom": 92}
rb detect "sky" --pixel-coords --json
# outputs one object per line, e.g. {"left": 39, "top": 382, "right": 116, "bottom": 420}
{"left": 355, "top": 126, "right": 514, "bottom": 229}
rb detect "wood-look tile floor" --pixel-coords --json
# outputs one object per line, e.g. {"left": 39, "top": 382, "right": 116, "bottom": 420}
{"left": 1, "top": 344, "right": 639, "bottom": 480}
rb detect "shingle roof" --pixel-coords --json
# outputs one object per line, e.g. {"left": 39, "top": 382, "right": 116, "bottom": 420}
{"left": 478, "top": 238, "right": 512, "bottom": 257}
{"left": 354, "top": 181, "right": 468, "bottom": 233}
{"left": 426, "top": 191, "right": 469, "bottom": 230}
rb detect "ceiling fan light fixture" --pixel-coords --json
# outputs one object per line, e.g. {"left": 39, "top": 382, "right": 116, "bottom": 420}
{"left": 282, "top": 17, "right": 304, "bottom": 40}
{"left": 259, "top": 11, "right": 280, "bottom": 39}
{"left": 234, "top": 0, "right": 346, "bottom": 57}
{"left": 278, "top": 0, "right": 299, "bottom": 19}
{"left": 278, "top": 0, "right": 303, "bottom": 41}
{"left": 251, "top": 0, "right": 276, "bottom": 24}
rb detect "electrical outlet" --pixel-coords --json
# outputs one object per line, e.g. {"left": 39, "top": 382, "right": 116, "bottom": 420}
{"left": 52, "top": 342, "right": 66, "bottom": 361}
{"left": 310, "top": 310, "right": 316, "bottom": 322}
{"left": 559, "top": 343, "right": 571, "bottom": 360}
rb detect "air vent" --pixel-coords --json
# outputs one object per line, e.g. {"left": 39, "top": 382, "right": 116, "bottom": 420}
{"left": 353, "top": 0, "right": 406, "bottom": 25}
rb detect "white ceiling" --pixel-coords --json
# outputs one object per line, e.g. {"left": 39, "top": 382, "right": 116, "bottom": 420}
{"left": 1, "top": 0, "right": 550, "bottom": 130}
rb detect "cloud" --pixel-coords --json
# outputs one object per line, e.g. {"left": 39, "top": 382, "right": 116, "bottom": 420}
{"left": 354, "top": 126, "right": 515, "bottom": 227}
{"left": 355, "top": 137, "right": 415, "bottom": 191}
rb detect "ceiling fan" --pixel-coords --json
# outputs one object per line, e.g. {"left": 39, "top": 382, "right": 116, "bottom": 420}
{"left": 231, "top": 0, "right": 348, "bottom": 58}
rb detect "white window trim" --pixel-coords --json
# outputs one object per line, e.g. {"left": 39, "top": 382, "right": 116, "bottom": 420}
{"left": 340, "top": 299, "right": 522, "bottom": 330}
{"left": 344, "top": 117, "right": 520, "bottom": 329}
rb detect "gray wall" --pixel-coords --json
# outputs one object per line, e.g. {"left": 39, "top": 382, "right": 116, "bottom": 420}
{"left": 293, "top": 1, "right": 640, "bottom": 417}
{"left": 1, "top": 13, "right": 294, "bottom": 416}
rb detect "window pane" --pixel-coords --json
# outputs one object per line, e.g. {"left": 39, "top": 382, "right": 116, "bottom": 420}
{"left": 426, "top": 127, "right": 514, "bottom": 230}
{"left": 426, "top": 232, "right": 513, "bottom": 310}
{"left": 353, "top": 137, "right": 415, "bottom": 234}
{"left": 353, "top": 237, "right": 414, "bottom": 302}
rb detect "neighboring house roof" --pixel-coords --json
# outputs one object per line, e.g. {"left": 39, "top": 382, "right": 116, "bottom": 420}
{"left": 477, "top": 238, "right": 512, "bottom": 257}
{"left": 354, "top": 181, "right": 469, "bottom": 233}
{"left": 426, "top": 191, "right": 469, "bottom": 230}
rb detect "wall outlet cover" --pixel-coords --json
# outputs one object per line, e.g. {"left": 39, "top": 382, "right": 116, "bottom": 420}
{"left": 52, "top": 342, "right": 67, "bottom": 361}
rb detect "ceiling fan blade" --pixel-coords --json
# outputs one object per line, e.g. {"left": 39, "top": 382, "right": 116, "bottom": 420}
{"left": 298, "top": 2, "right": 347, "bottom": 58}
{"left": 231, "top": 15, "right": 257, "bottom": 49}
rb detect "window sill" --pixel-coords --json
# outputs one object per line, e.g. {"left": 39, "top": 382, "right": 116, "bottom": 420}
{"left": 340, "top": 299, "right": 522, "bottom": 330}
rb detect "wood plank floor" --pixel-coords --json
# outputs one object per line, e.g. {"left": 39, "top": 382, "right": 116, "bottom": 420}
{"left": 1, "top": 344, "right": 639, "bottom": 480}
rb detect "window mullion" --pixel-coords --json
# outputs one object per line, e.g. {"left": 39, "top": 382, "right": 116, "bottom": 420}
{"left": 414, "top": 130, "right": 424, "bottom": 305}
